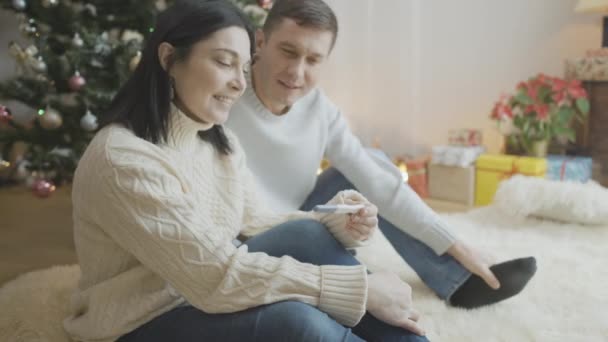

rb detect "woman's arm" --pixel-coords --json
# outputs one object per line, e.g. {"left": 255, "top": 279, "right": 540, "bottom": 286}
{"left": 85, "top": 149, "right": 368, "bottom": 327}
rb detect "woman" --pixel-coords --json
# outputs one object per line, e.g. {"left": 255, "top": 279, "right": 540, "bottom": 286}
{"left": 64, "top": 1, "right": 427, "bottom": 341}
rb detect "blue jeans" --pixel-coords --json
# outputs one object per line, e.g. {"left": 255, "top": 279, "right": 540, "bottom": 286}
{"left": 118, "top": 220, "right": 428, "bottom": 342}
{"left": 300, "top": 167, "right": 471, "bottom": 301}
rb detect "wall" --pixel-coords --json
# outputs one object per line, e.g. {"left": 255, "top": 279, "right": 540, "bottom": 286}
{"left": 322, "top": 0, "right": 600, "bottom": 156}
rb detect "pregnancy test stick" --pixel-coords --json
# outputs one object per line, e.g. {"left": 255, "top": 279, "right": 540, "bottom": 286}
{"left": 312, "top": 204, "right": 365, "bottom": 214}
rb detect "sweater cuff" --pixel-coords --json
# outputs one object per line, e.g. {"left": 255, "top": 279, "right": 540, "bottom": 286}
{"left": 318, "top": 265, "right": 368, "bottom": 327}
{"left": 421, "top": 220, "right": 458, "bottom": 255}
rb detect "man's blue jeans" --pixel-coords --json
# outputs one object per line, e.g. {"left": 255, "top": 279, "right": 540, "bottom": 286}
{"left": 118, "top": 220, "right": 428, "bottom": 342}
{"left": 300, "top": 167, "right": 471, "bottom": 301}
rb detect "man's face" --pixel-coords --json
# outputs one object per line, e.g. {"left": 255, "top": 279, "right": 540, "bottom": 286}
{"left": 253, "top": 18, "right": 334, "bottom": 114}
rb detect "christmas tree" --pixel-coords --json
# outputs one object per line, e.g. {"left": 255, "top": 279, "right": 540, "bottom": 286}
{"left": 0, "top": 0, "right": 270, "bottom": 196}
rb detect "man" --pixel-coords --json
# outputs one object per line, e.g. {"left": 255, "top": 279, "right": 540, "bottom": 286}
{"left": 227, "top": 0, "right": 536, "bottom": 312}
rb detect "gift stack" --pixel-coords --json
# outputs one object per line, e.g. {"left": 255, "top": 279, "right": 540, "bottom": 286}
{"left": 394, "top": 156, "right": 430, "bottom": 198}
{"left": 428, "top": 129, "right": 484, "bottom": 206}
{"left": 475, "top": 155, "right": 547, "bottom": 206}
{"left": 546, "top": 155, "right": 593, "bottom": 183}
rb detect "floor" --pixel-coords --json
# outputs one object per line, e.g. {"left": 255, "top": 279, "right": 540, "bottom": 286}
{"left": 0, "top": 186, "right": 76, "bottom": 285}
{"left": 0, "top": 184, "right": 470, "bottom": 286}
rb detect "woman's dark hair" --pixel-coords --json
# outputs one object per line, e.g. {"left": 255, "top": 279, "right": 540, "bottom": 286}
{"left": 102, "top": 0, "right": 254, "bottom": 155}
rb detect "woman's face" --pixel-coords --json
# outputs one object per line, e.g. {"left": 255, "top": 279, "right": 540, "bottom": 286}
{"left": 168, "top": 26, "right": 251, "bottom": 126}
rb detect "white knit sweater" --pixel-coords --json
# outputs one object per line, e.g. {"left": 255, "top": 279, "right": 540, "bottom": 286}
{"left": 226, "top": 74, "right": 457, "bottom": 255}
{"left": 63, "top": 106, "right": 368, "bottom": 342}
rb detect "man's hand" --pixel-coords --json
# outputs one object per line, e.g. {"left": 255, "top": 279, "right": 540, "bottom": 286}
{"left": 366, "top": 272, "right": 425, "bottom": 336}
{"left": 447, "top": 240, "right": 500, "bottom": 290}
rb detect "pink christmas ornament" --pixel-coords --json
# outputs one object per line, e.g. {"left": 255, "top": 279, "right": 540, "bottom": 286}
{"left": 69, "top": 71, "right": 86, "bottom": 91}
{"left": 32, "top": 179, "right": 56, "bottom": 198}
{"left": 0, "top": 105, "right": 13, "bottom": 124}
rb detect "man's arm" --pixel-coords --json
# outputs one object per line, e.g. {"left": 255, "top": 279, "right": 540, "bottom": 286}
{"left": 324, "top": 106, "right": 457, "bottom": 255}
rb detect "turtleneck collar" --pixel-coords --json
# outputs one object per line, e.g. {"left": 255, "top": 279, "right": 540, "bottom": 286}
{"left": 166, "top": 102, "right": 213, "bottom": 152}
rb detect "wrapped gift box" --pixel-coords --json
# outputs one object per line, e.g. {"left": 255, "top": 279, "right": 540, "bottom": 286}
{"left": 565, "top": 56, "right": 608, "bottom": 81}
{"left": 475, "top": 154, "right": 547, "bottom": 206}
{"left": 432, "top": 145, "right": 485, "bottom": 167}
{"left": 405, "top": 158, "right": 429, "bottom": 198}
{"left": 546, "top": 155, "right": 592, "bottom": 183}
{"left": 448, "top": 129, "right": 483, "bottom": 146}
{"left": 429, "top": 164, "right": 475, "bottom": 206}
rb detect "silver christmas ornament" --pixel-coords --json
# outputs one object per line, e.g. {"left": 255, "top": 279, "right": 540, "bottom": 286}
{"left": 50, "top": 147, "right": 72, "bottom": 158}
{"left": 19, "top": 23, "right": 36, "bottom": 36}
{"left": 155, "top": 0, "right": 167, "bottom": 11}
{"left": 80, "top": 110, "right": 98, "bottom": 131}
{"left": 24, "top": 45, "right": 38, "bottom": 56}
{"left": 83, "top": 3, "right": 97, "bottom": 16}
{"left": 15, "top": 160, "right": 31, "bottom": 180}
{"left": 25, "top": 171, "right": 39, "bottom": 188}
{"left": 72, "top": 33, "right": 84, "bottom": 47}
{"left": 12, "top": 0, "right": 26, "bottom": 11}
{"left": 30, "top": 56, "right": 47, "bottom": 72}
{"left": 41, "top": 0, "right": 58, "bottom": 8}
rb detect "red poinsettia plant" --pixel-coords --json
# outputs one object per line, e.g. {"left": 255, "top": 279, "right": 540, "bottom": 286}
{"left": 490, "top": 73, "right": 590, "bottom": 156}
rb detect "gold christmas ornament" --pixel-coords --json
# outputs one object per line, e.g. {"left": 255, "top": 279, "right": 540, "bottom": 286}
{"left": 0, "top": 159, "right": 10, "bottom": 171}
{"left": 129, "top": 51, "right": 142, "bottom": 71}
{"left": 38, "top": 107, "right": 63, "bottom": 130}
{"left": 121, "top": 30, "right": 144, "bottom": 43}
{"left": 393, "top": 158, "right": 410, "bottom": 183}
{"left": 8, "top": 41, "right": 29, "bottom": 69}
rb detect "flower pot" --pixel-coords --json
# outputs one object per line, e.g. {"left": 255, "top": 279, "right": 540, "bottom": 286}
{"left": 504, "top": 135, "right": 525, "bottom": 155}
{"left": 528, "top": 139, "right": 549, "bottom": 158}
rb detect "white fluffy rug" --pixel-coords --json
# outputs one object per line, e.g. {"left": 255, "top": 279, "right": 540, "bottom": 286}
{"left": 1, "top": 206, "right": 607, "bottom": 342}
{"left": 358, "top": 206, "right": 608, "bottom": 342}
{"left": 0, "top": 265, "right": 79, "bottom": 342}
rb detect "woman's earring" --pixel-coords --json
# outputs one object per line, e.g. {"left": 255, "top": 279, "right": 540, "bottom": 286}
{"left": 170, "top": 77, "right": 176, "bottom": 100}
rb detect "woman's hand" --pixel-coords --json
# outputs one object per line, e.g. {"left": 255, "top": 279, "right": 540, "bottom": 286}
{"left": 367, "top": 272, "right": 425, "bottom": 336}
{"left": 318, "top": 190, "right": 378, "bottom": 247}
{"left": 344, "top": 194, "right": 378, "bottom": 242}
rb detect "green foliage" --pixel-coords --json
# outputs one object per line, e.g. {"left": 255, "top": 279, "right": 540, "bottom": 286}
{"left": 491, "top": 74, "right": 590, "bottom": 156}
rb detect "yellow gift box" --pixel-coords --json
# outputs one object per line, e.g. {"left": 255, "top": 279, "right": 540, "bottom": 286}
{"left": 475, "top": 154, "right": 547, "bottom": 206}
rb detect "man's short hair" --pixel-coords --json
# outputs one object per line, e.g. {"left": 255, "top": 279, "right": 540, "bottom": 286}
{"left": 263, "top": 0, "right": 338, "bottom": 49}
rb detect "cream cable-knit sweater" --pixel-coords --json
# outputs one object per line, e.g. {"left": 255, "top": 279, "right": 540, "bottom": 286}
{"left": 63, "top": 106, "right": 368, "bottom": 342}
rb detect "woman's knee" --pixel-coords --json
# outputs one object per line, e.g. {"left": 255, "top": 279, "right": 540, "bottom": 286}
{"left": 274, "top": 219, "right": 334, "bottom": 244}
{"left": 246, "top": 219, "right": 358, "bottom": 266}
{"left": 261, "top": 301, "right": 355, "bottom": 342}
